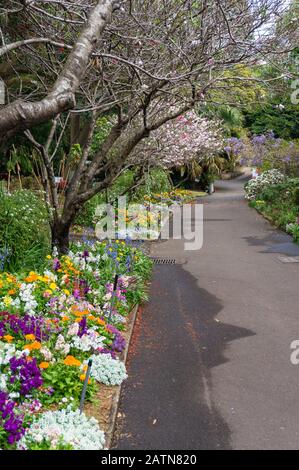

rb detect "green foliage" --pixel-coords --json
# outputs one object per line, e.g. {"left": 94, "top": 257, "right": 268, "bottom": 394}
{"left": 133, "top": 168, "right": 171, "bottom": 200}
{"left": 90, "top": 116, "right": 114, "bottom": 157}
{"left": 0, "top": 189, "right": 50, "bottom": 272}
{"left": 244, "top": 101, "right": 299, "bottom": 140}
{"left": 7, "top": 146, "right": 33, "bottom": 175}
{"left": 41, "top": 362, "right": 96, "bottom": 405}
{"left": 286, "top": 222, "right": 299, "bottom": 243}
{"left": 217, "top": 106, "right": 245, "bottom": 138}
{"left": 75, "top": 168, "right": 171, "bottom": 228}
{"left": 26, "top": 438, "right": 74, "bottom": 451}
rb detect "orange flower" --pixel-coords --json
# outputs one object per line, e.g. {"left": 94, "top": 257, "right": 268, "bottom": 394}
{"left": 62, "top": 316, "right": 70, "bottom": 322}
{"left": 74, "top": 311, "right": 84, "bottom": 317}
{"left": 25, "top": 272, "right": 39, "bottom": 282}
{"left": 39, "top": 362, "right": 49, "bottom": 369}
{"left": 63, "top": 355, "right": 81, "bottom": 367}
{"left": 25, "top": 334, "right": 35, "bottom": 341}
{"left": 97, "top": 319, "right": 106, "bottom": 326}
{"left": 23, "top": 341, "right": 41, "bottom": 351}
{"left": 8, "top": 289, "right": 16, "bottom": 295}
{"left": 75, "top": 317, "right": 82, "bottom": 323}
{"left": 26, "top": 356, "right": 33, "bottom": 362}
{"left": 3, "top": 335, "right": 14, "bottom": 343}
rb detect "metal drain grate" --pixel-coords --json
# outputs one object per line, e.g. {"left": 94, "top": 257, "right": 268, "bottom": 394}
{"left": 278, "top": 256, "right": 299, "bottom": 263}
{"left": 151, "top": 258, "right": 176, "bottom": 265}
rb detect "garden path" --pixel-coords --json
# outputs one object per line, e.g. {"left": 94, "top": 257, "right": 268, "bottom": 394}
{"left": 114, "top": 174, "right": 299, "bottom": 450}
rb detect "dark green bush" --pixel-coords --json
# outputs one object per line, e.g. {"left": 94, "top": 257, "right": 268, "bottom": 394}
{"left": 0, "top": 189, "right": 50, "bottom": 272}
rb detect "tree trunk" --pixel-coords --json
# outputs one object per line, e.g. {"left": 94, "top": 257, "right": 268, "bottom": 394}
{"left": 51, "top": 219, "right": 71, "bottom": 255}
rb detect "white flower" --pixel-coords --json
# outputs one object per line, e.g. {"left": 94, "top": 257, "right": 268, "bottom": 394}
{"left": 103, "top": 292, "right": 112, "bottom": 301}
{"left": 86, "top": 354, "right": 128, "bottom": 386}
{"left": 71, "top": 332, "right": 105, "bottom": 352}
{"left": 0, "top": 374, "right": 7, "bottom": 391}
{"left": 18, "top": 407, "right": 105, "bottom": 450}
{"left": 55, "top": 334, "right": 70, "bottom": 356}
{"left": 40, "top": 347, "right": 53, "bottom": 361}
{"left": 66, "top": 323, "right": 79, "bottom": 337}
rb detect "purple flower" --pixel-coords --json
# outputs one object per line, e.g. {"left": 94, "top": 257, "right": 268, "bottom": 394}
{"left": 78, "top": 317, "right": 88, "bottom": 337}
{"left": 107, "top": 324, "right": 126, "bottom": 352}
{"left": 99, "top": 348, "right": 117, "bottom": 359}
{"left": 0, "top": 313, "right": 50, "bottom": 342}
{"left": 9, "top": 355, "right": 43, "bottom": 396}
{"left": 73, "top": 288, "right": 81, "bottom": 300}
{"left": 79, "top": 279, "right": 90, "bottom": 295}
{"left": 0, "top": 391, "right": 25, "bottom": 446}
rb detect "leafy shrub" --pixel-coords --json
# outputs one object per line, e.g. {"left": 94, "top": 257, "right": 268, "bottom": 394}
{"left": 0, "top": 189, "right": 50, "bottom": 272}
{"left": 244, "top": 169, "right": 285, "bottom": 200}
{"left": 133, "top": 168, "right": 171, "bottom": 200}
{"left": 248, "top": 176, "right": 299, "bottom": 243}
{"left": 286, "top": 222, "right": 299, "bottom": 243}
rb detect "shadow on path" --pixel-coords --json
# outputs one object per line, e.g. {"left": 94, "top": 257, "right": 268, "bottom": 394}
{"left": 114, "top": 265, "right": 255, "bottom": 450}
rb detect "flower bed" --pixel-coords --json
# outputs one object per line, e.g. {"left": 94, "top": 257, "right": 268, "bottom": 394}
{"left": 246, "top": 174, "right": 299, "bottom": 243}
{"left": 0, "top": 240, "right": 152, "bottom": 449}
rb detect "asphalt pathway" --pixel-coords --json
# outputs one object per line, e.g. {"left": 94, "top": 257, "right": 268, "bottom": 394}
{"left": 114, "top": 175, "right": 299, "bottom": 450}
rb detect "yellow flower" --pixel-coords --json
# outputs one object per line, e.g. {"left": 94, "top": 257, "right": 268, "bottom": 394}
{"left": 46, "top": 255, "right": 52, "bottom": 260}
{"left": 63, "top": 289, "right": 70, "bottom": 296}
{"left": 3, "top": 296, "right": 12, "bottom": 307}
{"left": 3, "top": 335, "right": 14, "bottom": 343}
{"left": 80, "top": 374, "right": 91, "bottom": 384}
{"left": 49, "top": 283, "right": 57, "bottom": 291}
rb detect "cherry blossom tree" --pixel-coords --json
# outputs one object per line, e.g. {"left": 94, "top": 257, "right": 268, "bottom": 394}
{"left": 132, "top": 110, "right": 223, "bottom": 168}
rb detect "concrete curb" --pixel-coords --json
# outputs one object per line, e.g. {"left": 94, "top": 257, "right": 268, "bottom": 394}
{"left": 105, "top": 303, "right": 139, "bottom": 449}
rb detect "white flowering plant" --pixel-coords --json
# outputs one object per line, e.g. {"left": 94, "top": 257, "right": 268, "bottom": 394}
{"left": 18, "top": 407, "right": 105, "bottom": 450}
{"left": 244, "top": 169, "right": 285, "bottom": 200}
{"left": 87, "top": 353, "right": 128, "bottom": 386}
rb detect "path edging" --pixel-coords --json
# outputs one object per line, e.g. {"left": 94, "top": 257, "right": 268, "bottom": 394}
{"left": 105, "top": 303, "right": 139, "bottom": 449}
